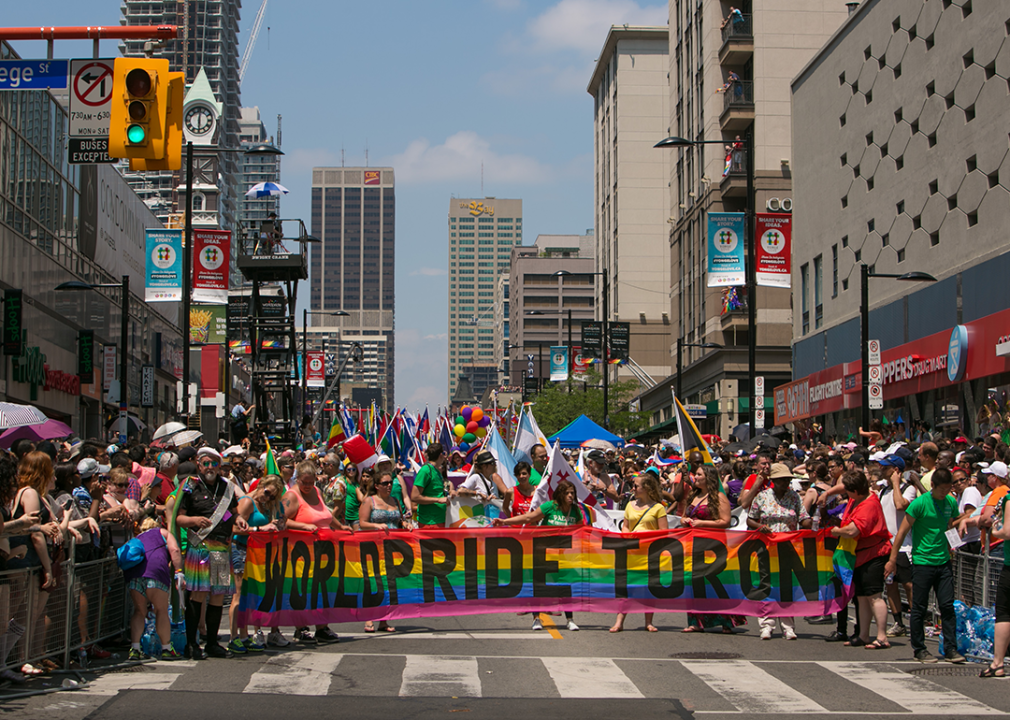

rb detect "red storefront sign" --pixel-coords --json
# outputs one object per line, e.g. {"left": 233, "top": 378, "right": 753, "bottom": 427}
{"left": 774, "top": 307, "right": 1010, "bottom": 424}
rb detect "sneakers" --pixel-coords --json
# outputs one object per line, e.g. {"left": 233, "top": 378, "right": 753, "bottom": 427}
{"left": 205, "top": 643, "right": 229, "bottom": 658}
{"left": 315, "top": 627, "right": 340, "bottom": 644}
{"left": 183, "top": 644, "right": 206, "bottom": 660}
{"left": 824, "top": 630, "right": 848, "bottom": 642}
{"left": 532, "top": 618, "right": 544, "bottom": 632}
{"left": 266, "top": 631, "right": 290, "bottom": 647}
{"left": 243, "top": 638, "right": 266, "bottom": 653}
{"left": 227, "top": 639, "right": 248, "bottom": 655}
{"left": 760, "top": 628, "right": 773, "bottom": 640}
{"left": 945, "top": 652, "right": 966, "bottom": 664}
{"left": 783, "top": 629, "right": 798, "bottom": 641}
{"left": 295, "top": 628, "right": 317, "bottom": 645}
{"left": 127, "top": 648, "right": 143, "bottom": 662}
{"left": 160, "top": 647, "right": 184, "bottom": 661}
{"left": 254, "top": 630, "right": 267, "bottom": 646}
{"left": 915, "top": 650, "right": 939, "bottom": 664}
{"left": 86, "top": 644, "right": 112, "bottom": 660}
{"left": 886, "top": 623, "right": 907, "bottom": 637}
{"left": 567, "top": 620, "right": 580, "bottom": 632}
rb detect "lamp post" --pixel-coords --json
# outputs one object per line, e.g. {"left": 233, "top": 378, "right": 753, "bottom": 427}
{"left": 527, "top": 307, "right": 574, "bottom": 391}
{"left": 302, "top": 309, "right": 349, "bottom": 420}
{"left": 57, "top": 276, "right": 130, "bottom": 443}
{"left": 553, "top": 270, "right": 609, "bottom": 428}
{"left": 860, "top": 266, "right": 936, "bottom": 431}
{"left": 656, "top": 132, "right": 756, "bottom": 428}
{"left": 677, "top": 338, "right": 724, "bottom": 401}
{"left": 180, "top": 141, "right": 283, "bottom": 422}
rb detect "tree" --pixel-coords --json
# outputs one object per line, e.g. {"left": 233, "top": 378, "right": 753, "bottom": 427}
{"left": 527, "top": 368, "right": 648, "bottom": 438}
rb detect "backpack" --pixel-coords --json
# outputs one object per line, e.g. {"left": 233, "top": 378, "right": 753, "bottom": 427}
{"left": 116, "top": 538, "right": 145, "bottom": 570}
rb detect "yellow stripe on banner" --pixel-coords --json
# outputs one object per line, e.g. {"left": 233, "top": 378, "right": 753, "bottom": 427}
{"left": 539, "top": 613, "right": 563, "bottom": 640}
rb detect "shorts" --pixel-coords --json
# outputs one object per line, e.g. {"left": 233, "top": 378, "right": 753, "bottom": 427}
{"left": 894, "top": 551, "right": 913, "bottom": 586}
{"left": 184, "top": 540, "right": 234, "bottom": 596}
{"left": 231, "top": 543, "right": 247, "bottom": 575}
{"left": 996, "top": 564, "right": 1010, "bottom": 624}
{"left": 128, "top": 577, "right": 171, "bottom": 595}
{"left": 854, "top": 555, "right": 887, "bottom": 596}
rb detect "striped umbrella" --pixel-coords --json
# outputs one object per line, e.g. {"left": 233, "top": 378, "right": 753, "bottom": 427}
{"left": 245, "top": 181, "right": 289, "bottom": 198}
{"left": 0, "top": 402, "right": 48, "bottom": 430}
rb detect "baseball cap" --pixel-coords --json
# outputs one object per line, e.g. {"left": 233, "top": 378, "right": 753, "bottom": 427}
{"left": 868, "top": 451, "right": 888, "bottom": 462}
{"left": 953, "top": 436, "right": 969, "bottom": 443}
{"left": 176, "top": 461, "right": 198, "bottom": 481}
{"left": 178, "top": 446, "right": 197, "bottom": 463}
{"left": 586, "top": 449, "right": 607, "bottom": 464}
{"left": 77, "top": 458, "right": 110, "bottom": 479}
{"left": 878, "top": 454, "right": 906, "bottom": 471}
{"left": 981, "top": 461, "right": 1008, "bottom": 478}
{"left": 68, "top": 440, "right": 84, "bottom": 459}
{"left": 196, "top": 447, "right": 222, "bottom": 461}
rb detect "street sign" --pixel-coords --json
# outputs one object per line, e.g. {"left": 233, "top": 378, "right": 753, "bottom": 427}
{"left": 68, "top": 59, "right": 115, "bottom": 164}
{"left": 0, "top": 60, "right": 68, "bottom": 91}
{"left": 754, "top": 408, "right": 765, "bottom": 429}
{"left": 685, "top": 403, "right": 707, "bottom": 419}
{"left": 868, "top": 383, "right": 883, "bottom": 409}
{"left": 141, "top": 365, "right": 154, "bottom": 407}
{"left": 868, "top": 339, "right": 880, "bottom": 366}
{"left": 868, "top": 365, "right": 882, "bottom": 384}
{"left": 755, "top": 376, "right": 765, "bottom": 397}
{"left": 526, "top": 353, "right": 535, "bottom": 379}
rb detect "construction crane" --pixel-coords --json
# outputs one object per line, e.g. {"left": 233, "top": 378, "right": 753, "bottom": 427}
{"left": 238, "top": 0, "right": 268, "bottom": 83}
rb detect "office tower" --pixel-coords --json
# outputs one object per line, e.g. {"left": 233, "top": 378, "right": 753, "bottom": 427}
{"left": 310, "top": 167, "right": 395, "bottom": 411}
{"left": 448, "top": 197, "right": 522, "bottom": 401}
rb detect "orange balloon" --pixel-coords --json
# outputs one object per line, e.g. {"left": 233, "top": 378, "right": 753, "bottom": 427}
{"left": 472, "top": 408, "right": 484, "bottom": 422}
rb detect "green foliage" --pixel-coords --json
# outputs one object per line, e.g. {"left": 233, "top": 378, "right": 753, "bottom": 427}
{"left": 527, "top": 368, "right": 648, "bottom": 438}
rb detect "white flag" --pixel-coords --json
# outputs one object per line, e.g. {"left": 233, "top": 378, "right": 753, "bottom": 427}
{"left": 531, "top": 441, "right": 616, "bottom": 531}
{"left": 513, "top": 405, "right": 549, "bottom": 465}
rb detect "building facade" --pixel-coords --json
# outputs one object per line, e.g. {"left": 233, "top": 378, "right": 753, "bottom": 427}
{"left": 785, "top": 0, "right": 1010, "bottom": 440}
{"left": 310, "top": 167, "right": 395, "bottom": 412}
{"left": 493, "top": 274, "right": 510, "bottom": 386}
{"left": 588, "top": 26, "right": 672, "bottom": 386}
{"left": 448, "top": 197, "right": 522, "bottom": 401}
{"left": 508, "top": 234, "right": 596, "bottom": 388}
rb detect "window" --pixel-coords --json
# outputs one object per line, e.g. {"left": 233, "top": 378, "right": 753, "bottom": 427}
{"left": 831, "top": 244, "right": 838, "bottom": 298}
{"left": 814, "top": 255, "right": 823, "bottom": 329}
{"left": 801, "top": 263, "right": 810, "bottom": 335}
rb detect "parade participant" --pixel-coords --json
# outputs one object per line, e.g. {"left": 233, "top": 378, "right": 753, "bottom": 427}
{"left": 360, "top": 469, "right": 405, "bottom": 633}
{"left": 458, "top": 451, "right": 509, "bottom": 506}
{"left": 318, "top": 453, "right": 346, "bottom": 514}
{"left": 494, "top": 480, "right": 591, "bottom": 631}
{"left": 342, "top": 463, "right": 364, "bottom": 529}
{"left": 884, "top": 468, "right": 964, "bottom": 664}
{"left": 831, "top": 471, "right": 892, "bottom": 649}
{"left": 582, "top": 449, "right": 620, "bottom": 504}
{"left": 737, "top": 451, "right": 774, "bottom": 510}
{"left": 748, "top": 463, "right": 812, "bottom": 640}
{"left": 610, "top": 472, "right": 667, "bottom": 633}
{"left": 412, "top": 443, "right": 450, "bottom": 529}
{"left": 229, "top": 474, "right": 285, "bottom": 653}
{"left": 125, "top": 517, "right": 185, "bottom": 661}
{"left": 375, "top": 454, "right": 414, "bottom": 524}
{"left": 529, "top": 444, "right": 549, "bottom": 486}
{"left": 175, "top": 447, "right": 246, "bottom": 659}
{"left": 508, "top": 462, "right": 536, "bottom": 518}
{"left": 879, "top": 454, "right": 916, "bottom": 638}
{"left": 277, "top": 455, "right": 295, "bottom": 487}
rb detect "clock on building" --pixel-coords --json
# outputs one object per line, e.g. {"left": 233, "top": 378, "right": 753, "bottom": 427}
{"left": 182, "top": 100, "right": 218, "bottom": 144}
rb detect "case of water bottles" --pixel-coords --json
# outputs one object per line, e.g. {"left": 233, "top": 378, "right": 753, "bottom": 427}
{"left": 139, "top": 607, "right": 187, "bottom": 656}
{"left": 937, "top": 600, "right": 996, "bottom": 662}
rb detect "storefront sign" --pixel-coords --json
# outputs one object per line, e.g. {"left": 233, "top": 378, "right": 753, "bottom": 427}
{"left": 947, "top": 325, "right": 968, "bottom": 383}
{"left": 3, "top": 290, "right": 22, "bottom": 356}
{"left": 78, "top": 330, "right": 94, "bottom": 382}
{"left": 43, "top": 367, "right": 80, "bottom": 396}
{"left": 103, "top": 345, "right": 118, "bottom": 403}
{"left": 12, "top": 344, "right": 46, "bottom": 400}
{"left": 192, "top": 230, "right": 231, "bottom": 304}
{"left": 755, "top": 213, "right": 791, "bottom": 288}
{"left": 707, "top": 213, "right": 746, "bottom": 287}
{"left": 141, "top": 365, "right": 154, "bottom": 407}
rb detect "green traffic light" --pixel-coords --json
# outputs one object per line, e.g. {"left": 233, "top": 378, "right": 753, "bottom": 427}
{"left": 127, "top": 124, "right": 146, "bottom": 144}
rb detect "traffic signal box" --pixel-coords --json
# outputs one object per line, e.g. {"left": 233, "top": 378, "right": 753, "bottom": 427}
{"left": 109, "top": 58, "right": 183, "bottom": 171}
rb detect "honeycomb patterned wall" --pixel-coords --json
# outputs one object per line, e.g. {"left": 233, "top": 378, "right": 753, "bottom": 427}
{"left": 792, "top": 0, "right": 1010, "bottom": 338}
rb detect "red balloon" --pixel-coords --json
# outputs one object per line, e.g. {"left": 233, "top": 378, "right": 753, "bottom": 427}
{"left": 466, "top": 420, "right": 479, "bottom": 434}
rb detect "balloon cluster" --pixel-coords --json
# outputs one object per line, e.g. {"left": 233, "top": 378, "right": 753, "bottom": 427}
{"left": 453, "top": 406, "right": 490, "bottom": 452}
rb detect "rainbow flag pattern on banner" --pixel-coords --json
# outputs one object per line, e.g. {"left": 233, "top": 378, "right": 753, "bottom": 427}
{"left": 237, "top": 527, "right": 855, "bottom": 626}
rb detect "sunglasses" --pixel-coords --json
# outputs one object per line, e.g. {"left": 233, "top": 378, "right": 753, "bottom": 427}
{"left": 376, "top": 480, "right": 393, "bottom": 486}
{"left": 200, "top": 460, "right": 220, "bottom": 468}
{"left": 111, "top": 482, "right": 128, "bottom": 489}
{"left": 261, "top": 489, "right": 275, "bottom": 500}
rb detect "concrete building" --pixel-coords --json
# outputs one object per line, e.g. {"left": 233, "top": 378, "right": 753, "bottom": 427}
{"left": 636, "top": 0, "right": 848, "bottom": 439}
{"left": 310, "top": 168, "right": 395, "bottom": 412}
{"left": 509, "top": 234, "right": 596, "bottom": 388}
{"left": 785, "top": 0, "right": 1010, "bottom": 440}
{"left": 588, "top": 25, "right": 672, "bottom": 388}
{"left": 448, "top": 197, "right": 522, "bottom": 401}
{"left": 493, "top": 274, "right": 511, "bottom": 386}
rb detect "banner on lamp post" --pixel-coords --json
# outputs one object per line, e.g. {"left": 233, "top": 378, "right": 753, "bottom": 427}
{"left": 755, "top": 213, "right": 792, "bottom": 288}
{"left": 3, "top": 289, "right": 22, "bottom": 356}
{"left": 707, "top": 212, "right": 746, "bottom": 287}
{"left": 192, "top": 229, "right": 231, "bottom": 304}
{"left": 549, "top": 346, "right": 569, "bottom": 382}
{"left": 572, "top": 346, "right": 590, "bottom": 380}
{"left": 306, "top": 351, "right": 325, "bottom": 388}
{"left": 144, "top": 229, "right": 183, "bottom": 302}
{"left": 78, "top": 330, "right": 94, "bottom": 383}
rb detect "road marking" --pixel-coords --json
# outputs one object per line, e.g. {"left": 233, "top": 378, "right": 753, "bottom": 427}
{"left": 83, "top": 672, "right": 183, "bottom": 696}
{"left": 819, "top": 661, "right": 1005, "bottom": 715}
{"left": 399, "top": 655, "right": 481, "bottom": 697}
{"left": 541, "top": 657, "right": 643, "bottom": 698}
{"left": 243, "top": 651, "right": 343, "bottom": 695}
{"left": 684, "top": 660, "right": 828, "bottom": 714}
{"left": 340, "top": 632, "right": 552, "bottom": 641}
{"left": 538, "top": 613, "right": 564, "bottom": 640}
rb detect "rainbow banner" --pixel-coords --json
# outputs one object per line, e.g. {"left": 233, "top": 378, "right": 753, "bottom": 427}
{"left": 237, "top": 527, "right": 855, "bottom": 627}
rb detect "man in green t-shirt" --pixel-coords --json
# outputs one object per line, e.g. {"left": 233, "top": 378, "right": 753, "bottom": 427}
{"left": 885, "top": 468, "right": 963, "bottom": 664}
{"left": 529, "top": 444, "right": 548, "bottom": 486}
{"left": 411, "top": 442, "right": 449, "bottom": 527}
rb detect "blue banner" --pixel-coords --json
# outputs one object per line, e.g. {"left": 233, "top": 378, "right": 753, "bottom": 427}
{"left": 550, "top": 345, "right": 569, "bottom": 382}
{"left": 707, "top": 212, "right": 746, "bottom": 287}
{"left": 145, "top": 229, "right": 183, "bottom": 302}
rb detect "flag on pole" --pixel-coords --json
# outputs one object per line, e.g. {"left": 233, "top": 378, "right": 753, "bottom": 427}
{"left": 672, "top": 392, "right": 714, "bottom": 464}
{"left": 264, "top": 437, "right": 280, "bottom": 477}
{"left": 343, "top": 434, "right": 379, "bottom": 471}
{"left": 483, "top": 426, "right": 518, "bottom": 489}
{"left": 530, "top": 441, "right": 616, "bottom": 531}
{"left": 512, "top": 404, "right": 549, "bottom": 466}
{"left": 326, "top": 411, "right": 346, "bottom": 449}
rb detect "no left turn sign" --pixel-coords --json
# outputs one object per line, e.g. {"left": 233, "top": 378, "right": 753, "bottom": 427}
{"left": 69, "top": 59, "right": 114, "bottom": 137}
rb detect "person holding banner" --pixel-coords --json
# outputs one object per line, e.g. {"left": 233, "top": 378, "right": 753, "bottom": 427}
{"left": 610, "top": 473, "right": 668, "bottom": 633}
{"left": 360, "top": 469, "right": 405, "bottom": 633}
{"left": 412, "top": 443, "right": 450, "bottom": 529}
{"left": 508, "top": 462, "right": 537, "bottom": 518}
{"left": 458, "top": 451, "right": 509, "bottom": 508}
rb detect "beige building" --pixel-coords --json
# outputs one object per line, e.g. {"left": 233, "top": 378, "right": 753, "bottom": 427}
{"left": 634, "top": 0, "right": 848, "bottom": 439}
{"left": 588, "top": 26, "right": 672, "bottom": 387}
{"left": 448, "top": 197, "right": 523, "bottom": 401}
{"left": 493, "top": 274, "right": 511, "bottom": 386}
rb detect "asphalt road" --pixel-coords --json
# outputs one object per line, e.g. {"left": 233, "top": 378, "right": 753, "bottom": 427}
{"left": 2, "top": 612, "right": 1007, "bottom": 720}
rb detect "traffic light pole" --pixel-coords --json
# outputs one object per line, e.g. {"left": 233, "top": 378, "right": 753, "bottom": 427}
{"left": 180, "top": 140, "right": 193, "bottom": 420}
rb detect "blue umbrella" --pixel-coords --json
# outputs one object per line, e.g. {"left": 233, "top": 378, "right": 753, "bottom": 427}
{"left": 245, "top": 181, "right": 289, "bottom": 198}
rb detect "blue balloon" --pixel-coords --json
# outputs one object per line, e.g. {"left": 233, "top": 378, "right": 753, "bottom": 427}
{"left": 460, "top": 442, "right": 470, "bottom": 451}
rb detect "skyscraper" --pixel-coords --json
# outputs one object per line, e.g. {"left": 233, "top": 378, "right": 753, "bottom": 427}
{"left": 448, "top": 198, "right": 522, "bottom": 401}
{"left": 310, "top": 168, "right": 395, "bottom": 411}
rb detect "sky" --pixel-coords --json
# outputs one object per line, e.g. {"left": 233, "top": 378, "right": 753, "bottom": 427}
{"left": 5, "top": 0, "right": 669, "bottom": 410}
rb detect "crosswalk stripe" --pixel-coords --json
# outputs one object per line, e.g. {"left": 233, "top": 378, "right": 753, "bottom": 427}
{"left": 399, "top": 655, "right": 481, "bottom": 697}
{"left": 683, "top": 660, "right": 829, "bottom": 714}
{"left": 243, "top": 651, "right": 343, "bottom": 695}
{"left": 84, "top": 672, "right": 183, "bottom": 696}
{"left": 819, "top": 661, "right": 1004, "bottom": 715}
{"left": 540, "top": 657, "right": 643, "bottom": 698}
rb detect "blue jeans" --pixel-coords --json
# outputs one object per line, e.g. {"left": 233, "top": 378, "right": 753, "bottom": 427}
{"left": 910, "top": 561, "right": 956, "bottom": 655}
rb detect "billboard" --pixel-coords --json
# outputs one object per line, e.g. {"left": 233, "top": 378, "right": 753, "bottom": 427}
{"left": 707, "top": 212, "right": 746, "bottom": 287}
{"left": 755, "top": 213, "right": 791, "bottom": 288}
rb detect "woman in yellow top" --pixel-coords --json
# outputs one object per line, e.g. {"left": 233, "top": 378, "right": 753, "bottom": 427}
{"left": 609, "top": 473, "right": 668, "bottom": 633}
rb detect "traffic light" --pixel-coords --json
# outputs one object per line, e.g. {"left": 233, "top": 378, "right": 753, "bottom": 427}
{"left": 109, "top": 58, "right": 169, "bottom": 161}
{"left": 129, "top": 72, "right": 184, "bottom": 171}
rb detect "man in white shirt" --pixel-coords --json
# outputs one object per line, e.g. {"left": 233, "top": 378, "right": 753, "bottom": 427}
{"left": 879, "top": 454, "right": 917, "bottom": 637}
{"left": 953, "top": 466, "right": 984, "bottom": 606}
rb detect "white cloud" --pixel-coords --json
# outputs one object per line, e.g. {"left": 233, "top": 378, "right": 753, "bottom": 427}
{"left": 410, "top": 267, "right": 448, "bottom": 277}
{"left": 395, "top": 329, "right": 448, "bottom": 408}
{"left": 423, "top": 333, "right": 448, "bottom": 341}
{"left": 528, "top": 0, "right": 668, "bottom": 54}
{"left": 385, "top": 131, "right": 552, "bottom": 185}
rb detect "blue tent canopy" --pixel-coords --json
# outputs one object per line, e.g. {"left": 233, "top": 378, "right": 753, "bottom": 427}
{"left": 547, "top": 414, "right": 625, "bottom": 449}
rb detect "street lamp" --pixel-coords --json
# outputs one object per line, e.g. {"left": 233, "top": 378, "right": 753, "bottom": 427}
{"left": 527, "top": 307, "right": 574, "bottom": 392}
{"left": 860, "top": 266, "right": 936, "bottom": 432}
{"left": 553, "top": 270, "right": 610, "bottom": 428}
{"left": 57, "top": 276, "right": 130, "bottom": 443}
{"left": 677, "top": 339, "right": 724, "bottom": 401}
{"left": 302, "top": 309, "right": 349, "bottom": 419}
{"left": 655, "top": 133, "right": 758, "bottom": 429}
